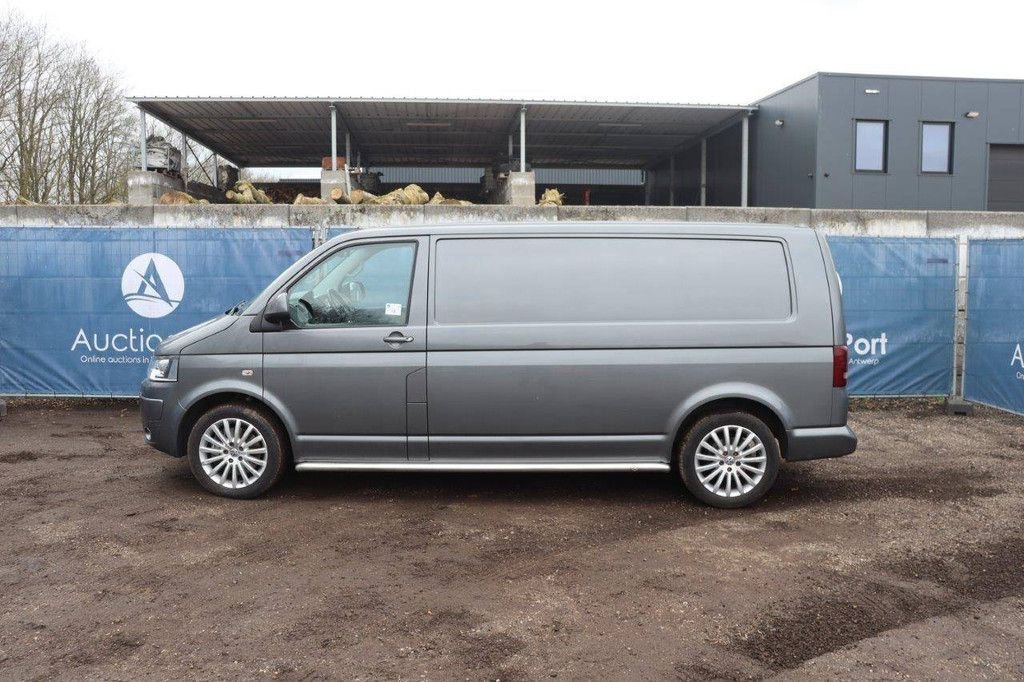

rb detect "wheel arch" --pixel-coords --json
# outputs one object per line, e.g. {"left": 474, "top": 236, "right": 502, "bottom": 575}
{"left": 177, "top": 391, "right": 294, "bottom": 460}
{"left": 668, "top": 389, "right": 790, "bottom": 462}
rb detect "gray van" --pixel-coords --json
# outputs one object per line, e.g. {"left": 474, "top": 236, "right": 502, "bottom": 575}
{"left": 140, "top": 222, "right": 855, "bottom": 508}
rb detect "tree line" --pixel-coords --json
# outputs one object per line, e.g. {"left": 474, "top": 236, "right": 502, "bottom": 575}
{"left": 0, "top": 13, "right": 136, "bottom": 204}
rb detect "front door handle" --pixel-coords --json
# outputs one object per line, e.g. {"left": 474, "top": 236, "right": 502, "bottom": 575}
{"left": 383, "top": 332, "right": 414, "bottom": 345}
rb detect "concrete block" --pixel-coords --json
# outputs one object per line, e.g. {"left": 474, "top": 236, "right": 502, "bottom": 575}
{"left": 688, "top": 206, "right": 812, "bottom": 227}
{"left": 0, "top": 207, "right": 19, "bottom": 226}
{"left": 944, "top": 398, "right": 974, "bottom": 416}
{"left": 17, "top": 204, "right": 153, "bottom": 227}
{"left": 810, "top": 209, "right": 927, "bottom": 236}
{"left": 127, "top": 170, "right": 184, "bottom": 206}
{"left": 153, "top": 204, "right": 290, "bottom": 228}
{"left": 927, "top": 210, "right": 1024, "bottom": 238}
{"left": 422, "top": 205, "right": 557, "bottom": 225}
{"left": 557, "top": 206, "right": 689, "bottom": 222}
{"left": 320, "top": 169, "right": 349, "bottom": 201}
{"left": 493, "top": 171, "right": 536, "bottom": 207}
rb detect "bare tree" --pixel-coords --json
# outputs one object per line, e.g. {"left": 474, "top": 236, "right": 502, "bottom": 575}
{"left": 0, "top": 12, "right": 136, "bottom": 204}
{"left": 58, "top": 49, "right": 135, "bottom": 203}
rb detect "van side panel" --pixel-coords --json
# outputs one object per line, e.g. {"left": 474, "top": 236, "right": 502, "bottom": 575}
{"left": 427, "top": 347, "right": 832, "bottom": 462}
{"left": 426, "top": 230, "right": 837, "bottom": 462}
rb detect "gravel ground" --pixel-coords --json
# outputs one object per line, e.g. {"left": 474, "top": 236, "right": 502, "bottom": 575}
{"left": 0, "top": 398, "right": 1022, "bottom": 680}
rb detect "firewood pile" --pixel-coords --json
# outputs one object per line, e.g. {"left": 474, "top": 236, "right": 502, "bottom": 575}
{"left": 159, "top": 190, "right": 209, "bottom": 205}
{"left": 537, "top": 188, "right": 565, "bottom": 206}
{"left": 225, "top": 181, "right": 475, "bottom": 206}
{"left": 226, "top": 181, "right": 273, "bottom": 205}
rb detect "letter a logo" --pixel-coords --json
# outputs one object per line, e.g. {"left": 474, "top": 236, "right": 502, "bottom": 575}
{"left": 121, "top": 253, "right": 184, "bottom": 318}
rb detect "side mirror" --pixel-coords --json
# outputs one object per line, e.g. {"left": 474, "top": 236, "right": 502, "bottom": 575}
{"left": 264, "top": 292, "right": 291, "bottom": 323}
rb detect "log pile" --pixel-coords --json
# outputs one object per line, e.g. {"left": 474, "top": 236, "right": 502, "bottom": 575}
{"left": 159, "top": 190, "right": 209, "bottom": 205}
{"left": 428, "top": 191, "right": 473, "bottom": 206}
{"left": 538, "top": 188, "right": 565, "bottom": 206}
{"left": 226, "top": 180, "right": 273, "bottom": 205}
{"left": 223, "top": 181, "right": 475, "bottom": 206}
{"left": 292, "top": 193, "right": 329, "bottom": 205}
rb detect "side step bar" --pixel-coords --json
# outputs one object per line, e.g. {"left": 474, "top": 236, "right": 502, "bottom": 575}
{"left": 295, "top": 462, "right": 670, "bottom": 473}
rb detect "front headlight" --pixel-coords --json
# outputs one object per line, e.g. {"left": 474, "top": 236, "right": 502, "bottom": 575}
{"left": 148, "top": 357, "right": 177, "bottom": 382}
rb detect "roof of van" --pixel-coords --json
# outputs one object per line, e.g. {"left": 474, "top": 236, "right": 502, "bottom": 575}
{"left": 329, "top": 221, "right": 816, "bottom": 243}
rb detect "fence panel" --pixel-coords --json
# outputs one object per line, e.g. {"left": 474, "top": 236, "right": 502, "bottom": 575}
{"left": 0, "top": 227, "right": 312, "bottom": 397}
{"left": 964, "top": 239, "right": 1024, "bottom": 414}
{"left": 827, "top": 236, "right": 957, "bottom": 396}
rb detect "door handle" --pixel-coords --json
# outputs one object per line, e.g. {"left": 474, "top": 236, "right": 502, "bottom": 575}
{"left": 383, "top": 332, "right": 414, "bottom": 344}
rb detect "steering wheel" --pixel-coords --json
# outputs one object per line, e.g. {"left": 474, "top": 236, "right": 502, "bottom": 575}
{"left": 326, "top": 288, "right": 355, "bottom": 322}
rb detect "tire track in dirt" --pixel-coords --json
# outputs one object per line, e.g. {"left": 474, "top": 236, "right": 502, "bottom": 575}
{"left": 718, "top": 526, "right": 1024, "bottom": 676}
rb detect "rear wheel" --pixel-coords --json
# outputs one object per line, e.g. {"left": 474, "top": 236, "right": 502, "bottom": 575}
{"left": 678, "top": 411, "right": 780, "bottom": 508}
{"left": 186, "top": 403, "right": 287, "bottom": 499}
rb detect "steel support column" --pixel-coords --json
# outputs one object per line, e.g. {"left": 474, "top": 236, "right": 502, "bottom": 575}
{"left": 138, "top": 109, "right": 147, "bottom": 171}
{"left": 345, "top": 132, "right": 352, "bottom": 166}
{"left": 700, "top": 138, "right": 707, "bottom": 206}
{"left": 519, "top": 106, "right": 527, "bottom": 173}
{"left": 669, "top": 155, "right": 676, "bottom": 206}
{"left": 180, "top": 132, "right": 188, "bottom": 189}
{"left": 741, "top": 115, "right": 750, "bottom": 207}
{"left": 330, "top": 105, "right": 338, "bottom": 171}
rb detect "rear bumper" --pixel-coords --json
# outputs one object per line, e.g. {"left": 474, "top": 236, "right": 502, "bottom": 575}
{"left": 785, "top": 425, "right": 857, "bottom": 462}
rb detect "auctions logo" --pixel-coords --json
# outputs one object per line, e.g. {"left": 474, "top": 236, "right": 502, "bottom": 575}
{"left": 121, "top": 253, "right": 184, "bottom": 318}
{"left": 1013, "top": 343, "right": 1024, "bottom": 381}
{"left": 71, "top": 252, "right": 182, "bottom": 364}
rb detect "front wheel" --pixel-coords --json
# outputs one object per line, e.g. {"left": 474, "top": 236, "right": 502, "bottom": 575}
{"left": 186, "top": 403, "right": 287, "bottom": 499}
{"left": 678, "top": 412, "right": 780, "bottom": 508}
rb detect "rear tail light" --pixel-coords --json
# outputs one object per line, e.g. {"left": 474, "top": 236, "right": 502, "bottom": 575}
{"left": 833, "top": 345, "right": 848, "bottom": 388}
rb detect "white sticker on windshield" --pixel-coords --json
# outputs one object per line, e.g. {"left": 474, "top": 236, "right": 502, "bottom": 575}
{"left": 385, "top": 303, "right": 403, "bottom": 316}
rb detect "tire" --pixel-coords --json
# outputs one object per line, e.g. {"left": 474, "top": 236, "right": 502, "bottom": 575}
{"left": 677, "top": 411, "right": 780, "bottom": 509}
{"left": 186, "top": 403, "right": 288, "bottom": 499}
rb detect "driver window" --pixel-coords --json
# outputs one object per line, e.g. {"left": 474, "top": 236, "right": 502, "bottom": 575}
{"left": 288, "top": 242, "right": 416, "bottom": 327}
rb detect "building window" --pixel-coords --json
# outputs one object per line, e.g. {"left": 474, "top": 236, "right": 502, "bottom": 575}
{"left": 921, "top": 122, "right": 954, "bottom": 174}
{"left": 855, "top": 120, "right": 888, "bottom": 172}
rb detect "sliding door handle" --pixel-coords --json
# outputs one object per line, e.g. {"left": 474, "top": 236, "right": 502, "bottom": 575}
{"left": 383, "top": 332, "right": 414, "bottom": 345}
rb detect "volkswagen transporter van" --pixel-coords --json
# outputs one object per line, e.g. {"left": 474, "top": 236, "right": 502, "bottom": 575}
{"left": 140, "top": 223, "right": 856, "bottom": 508}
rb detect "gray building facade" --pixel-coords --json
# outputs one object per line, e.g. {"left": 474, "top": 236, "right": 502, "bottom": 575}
{"left": 750, "top": 73, "right": 1024, "bottom": 211}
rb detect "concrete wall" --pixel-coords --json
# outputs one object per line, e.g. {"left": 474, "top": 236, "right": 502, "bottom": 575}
{"left": 5, "top": 204, "right": 1024, "bottom": 239}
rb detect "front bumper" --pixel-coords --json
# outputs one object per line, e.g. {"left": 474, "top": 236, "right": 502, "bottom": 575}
{"left": 785, "top": 425, "right": 857, "bottom": 462}
{"left": 140, "top": 378, "right": 181, "bottom": 456}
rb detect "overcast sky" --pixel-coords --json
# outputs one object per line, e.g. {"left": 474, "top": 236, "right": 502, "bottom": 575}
{"left": 8, "top": 0, "right": 1024, "bottom": 104}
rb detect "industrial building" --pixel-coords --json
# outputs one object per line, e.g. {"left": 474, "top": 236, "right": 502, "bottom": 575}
{"left": 129, "top": 72, "right": 1024, "bottom": 210}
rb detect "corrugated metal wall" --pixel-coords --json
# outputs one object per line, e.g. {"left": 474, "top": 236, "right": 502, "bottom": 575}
{"left": 371, "top": 167, "right": 644, "bottom": 187}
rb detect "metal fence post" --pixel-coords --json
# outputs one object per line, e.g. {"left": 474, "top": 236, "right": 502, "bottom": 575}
{"left": 946, "top": 235, "right": 973, "bottom": 414}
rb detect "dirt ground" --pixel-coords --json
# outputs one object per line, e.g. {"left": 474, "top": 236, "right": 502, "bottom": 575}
{"left": 1, "top": 398, "right": 1022, "bottom": 681}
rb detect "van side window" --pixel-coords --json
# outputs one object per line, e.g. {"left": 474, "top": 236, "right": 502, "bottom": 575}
{"left": 434, "top": 237, "right": 791, "bottom": 325}
{"left": 288, "top": 242, "right": 416, "bottom": 327}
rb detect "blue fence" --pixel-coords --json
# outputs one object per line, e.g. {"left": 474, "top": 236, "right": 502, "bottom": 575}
{"left": 827, "top": 236, "right": 957, "bottom": 396}
{"left": 964, "top": 240, "right": 1024, "bottom": 414}
{"left": 0, "top": 227, "right": 311, "bottom": 396}
{"left": 0, "top": 228, "right": 1015, "bottom": 403}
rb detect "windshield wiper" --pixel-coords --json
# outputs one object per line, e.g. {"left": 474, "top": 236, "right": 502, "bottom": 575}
{"left": 225, "top": 299, "right": 248, "bottom": 316}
